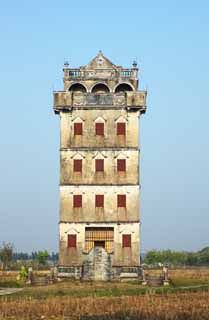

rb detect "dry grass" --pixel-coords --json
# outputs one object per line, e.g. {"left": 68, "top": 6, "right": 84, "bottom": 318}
{"left": 1, "top": 291, "right": 209, "bottom": 319}
{"left": 1, "top": 268, "right": 209, "bottom": 319}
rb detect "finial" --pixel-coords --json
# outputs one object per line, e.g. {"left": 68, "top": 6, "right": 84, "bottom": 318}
{"left": 132, "top": 60, "right": 137, "bottom": 68}
{"left": 98, "top": 50, "right": 103, "bottom": 55}
{"left": 64, "top": 61, "right": 69, "bottom": 68}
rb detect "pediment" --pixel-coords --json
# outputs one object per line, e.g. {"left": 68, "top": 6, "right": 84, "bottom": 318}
{"left": 85, "top": 51, "right": 117, "bottom": 70}
{"left": 115, "top": 115, "right": 127, "bottom": 123}
{"left": 72, "top": 116, "right": 85, "bottom": 123}
{"left": 94, "top": 116, "right": 106, "bottom": 123}
{"left": 70, "top": 152, "right": 85, "bottom": 159}
{"left": 114, "top": 151, "right": 129, "bottom": 159}
{"left": 92, "top": 151, "right": 107, "bottom": 159}
{"left": 119, "top": 226, "right": 135, "bottom": 234}
{"left": 65, "top": 227, "right": 80, "bottom": 234}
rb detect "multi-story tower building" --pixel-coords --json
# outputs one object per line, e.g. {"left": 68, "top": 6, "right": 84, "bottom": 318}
{"left": 53, "top": 52, "right": 147, "bottom": 280}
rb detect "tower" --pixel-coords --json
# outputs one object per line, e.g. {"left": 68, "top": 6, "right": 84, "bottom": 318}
{"left": 53, "top": 52, "right": 147, "bottom": 280}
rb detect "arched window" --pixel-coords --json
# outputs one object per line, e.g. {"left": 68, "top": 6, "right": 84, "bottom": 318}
{"left": 91, "top": 83, "right": 110, "bottom": 93}
{"left": 115, "top": 83, "right": 133, "bottom": 93}
{"left": 69, "top": 83, "right": 87, "bottom": 92}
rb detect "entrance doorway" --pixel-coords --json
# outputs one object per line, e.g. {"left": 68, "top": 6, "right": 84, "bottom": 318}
{"left": 94, "top": 241, "right": 105, "bottom": 248}
{"left": 85, "top": 227, "right": 114, "bottom": 253}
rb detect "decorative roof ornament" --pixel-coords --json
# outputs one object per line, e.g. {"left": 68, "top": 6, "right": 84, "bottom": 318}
{"left": 132, "top": 60, "right": 137, "bottom": 68}
{"left": 64, "top": 61, "right": 69, "bottom": 68}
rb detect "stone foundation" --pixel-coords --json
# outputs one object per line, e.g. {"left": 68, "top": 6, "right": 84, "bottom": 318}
{"left": 58, "top": 247, "right": 142, "bottom": 281}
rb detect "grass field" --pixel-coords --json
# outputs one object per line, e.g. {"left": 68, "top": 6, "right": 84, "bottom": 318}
{"left": 1, "top": 268, "right": 209, "bottom": 319}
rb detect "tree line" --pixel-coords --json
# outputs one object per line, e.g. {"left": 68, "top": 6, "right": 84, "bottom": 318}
{"left": 0, "top": 242, "right": 58, "bottom": 270}
{"left": 1, "top": 242, "right": 209, "bottom": 270}
{"left": 143, "top": 247, "right": 209, "bottom": 266}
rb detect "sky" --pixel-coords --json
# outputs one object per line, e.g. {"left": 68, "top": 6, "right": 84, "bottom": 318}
{"left": 0, "top": 0, "right": 209, "bottom": 253}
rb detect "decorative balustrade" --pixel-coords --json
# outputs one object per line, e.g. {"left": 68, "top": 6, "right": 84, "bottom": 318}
{"left": 64, "top": 68, "right": 137, "bottom": 80}
{"left": 120, "top": 69, "right": 133, "bottom": 78}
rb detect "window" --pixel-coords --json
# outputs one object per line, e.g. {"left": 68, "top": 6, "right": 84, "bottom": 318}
{"left": 73, "top": 159, "right": 82, "bottom": 172}
{"left": 74, "top": 123, "right": 82, "bottom": 135}
{"left": 95, "top": 123, "right": 104, "bottom": 136}
{"left": 68, "top": 234, "right": 76, "bottom": 248}
{"left": 117, "top": 159, "right": 126, "bottom": 172}
{"left": 117, "top": 123, "right": 126, "bottom": 135}
{"left": 95, "top": 159, "right": 104, "bottom": 172}
{"left": 95, "top": 195, "right": 104, "bottom": 208}
{"left": 122, "top": 234, "right": 131, "bottom": 248}
{"left": 117, "top": 195, "right": 126, "bottom": 208}
{"left": 73, "top": 195, "right": 82, "bottom": 208}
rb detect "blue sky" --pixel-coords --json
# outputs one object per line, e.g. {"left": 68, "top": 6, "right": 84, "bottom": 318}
{"left": 0, "top": 0, "right": 209, "bottom": 252}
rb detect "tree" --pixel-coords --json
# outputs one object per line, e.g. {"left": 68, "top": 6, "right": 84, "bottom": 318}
{"left": 0, "top": 242, "right": 13, "bottom": 270}
{"left": 198, "top": 247, "right": 209, "bottom": 265}
{"left": 36, "top": 250, "right": 49, "bottom": 265}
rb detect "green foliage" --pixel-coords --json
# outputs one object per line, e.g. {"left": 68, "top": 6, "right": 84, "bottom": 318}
{"left": 18, "top": 266, "right": 28, "bottom": 280}
{"left": 143, "top": 248, "right": 209, "bottom": 266}
{"left": 36, "top": 250, "right": 49, "bottom": 265}
{"left": 0, "top": 242, "right": 13, "bottom": 270}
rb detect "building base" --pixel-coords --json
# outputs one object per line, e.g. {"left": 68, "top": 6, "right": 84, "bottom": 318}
{"left": 58, "top": 247, "right": 142, "bottom": 281}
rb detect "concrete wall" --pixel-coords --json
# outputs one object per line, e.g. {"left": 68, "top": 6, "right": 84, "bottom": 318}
{"left": 59, "top": 222, "right": 140, "bottom": 266}
{"left": 61, "top": 149, "right": 139, "bottom": 185}
{"left": 60, "top": 185, "right": 140, "bottom": 222}
{"left": 60, "top": 109, "right": 140, "bottom": 149}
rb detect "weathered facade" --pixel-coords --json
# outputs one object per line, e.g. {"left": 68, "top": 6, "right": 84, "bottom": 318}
{"left": 53, "top": 52, "right": 147, "bottom": 280}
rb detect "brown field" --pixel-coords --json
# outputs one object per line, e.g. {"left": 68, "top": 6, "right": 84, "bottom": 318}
{"left": 1, "top": 268, "right": 209, "bottom": 319}
{"left": 1, "top": 291, "right": 209, "bottom": 319}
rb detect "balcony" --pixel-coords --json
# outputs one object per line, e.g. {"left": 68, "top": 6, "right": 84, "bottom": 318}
{"left": 63, "top": 68, "right": 138, "bottom": 80}
{"left": 53, "top": 91, "right": 146, "bottom": 113}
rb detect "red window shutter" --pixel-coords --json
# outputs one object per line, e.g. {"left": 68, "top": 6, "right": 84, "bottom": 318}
{"left": 68, "top": 234, "right": 76, "bottom": 248}
{"left": 95, "top": 195, "right": 104, "bottom": 207}
{"left": 117, "top": 122, "right": 126, "bottom": 135}
{"left": 74, "top": 159, "right": 82, "bottom": 172}
{"left": 74, "top": 123, "right": 82, "bottom": 135}
{"left": 117, "top": 195, "right": 126, "bottom": 208}
{"left": 95, "top": 159, "right": 104, "bottom": 172}
{"left": 73, "top": 195, "right": 82, "bottom": 208}
{"left": 95, "top": 123, "right": 104, "bottom": 136}
{"left": 122, "top": 234, "right": 131, "bottom": 248}
{"left": 117, "top": 159, "right": 126, "bottom": 172}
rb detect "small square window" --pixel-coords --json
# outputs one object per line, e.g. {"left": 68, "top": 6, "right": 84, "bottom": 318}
{"left": 95, "top": 159, "right": 104, "bottom": 172}
{"left": 117, "top": 123, "right": 126, "bottom": 135}
{"left": 68, "top": 234, "right": 76, "bottom": 248}
{"left": 117, "top": 195, "right": 126, "bottom": 208}
{"left": 95, "top": 195, "right": 104, "bottom": 208}
{"left": 74, "top": 159, "right": 82, "bottom": 172}
{"left": 122, "top": 234, "right": 131, "bottom": 248}
{"left": 73, "top": 195, "right": 82, "bottom": 208}
{"left": 117, "top": 159, "right": 126, "bottom": 172}
{"left": 95, "top": 123, "right": 104, "bottom": 136}
{"left": 74, "top": 123, "right": 83, "bottom": 135}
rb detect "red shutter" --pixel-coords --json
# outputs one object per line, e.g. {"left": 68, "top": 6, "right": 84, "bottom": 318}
{"left": 68, "top": 234, "right": 76, "bottom": 248}
{"left": 95, "top": 195, "right": 104, "bottom": 207}
{"left": 74, "top": 123, "right": 83, "bottom": 135}
{"left": 117, "top": 159, "right": 126, "bottom": 172}
{"left": 95, "top": 159, "right": 104, "bottom": 172}
{"left": 74, "top": 159, "right": 82, "bottom": 172}
{"left": 95, "top": 123, "right": 104, "bottom": 136}
{"left": 117, "top": 123, "right": 126, "bottom": 135}
{"left": 73, "top": 195, "right": 82, "bottom": 208}
{"left": 117, "top": 195, "right": 126, "bottom": 207}
{"left": 122, "top": 234, "right": 131, "bottom": 248}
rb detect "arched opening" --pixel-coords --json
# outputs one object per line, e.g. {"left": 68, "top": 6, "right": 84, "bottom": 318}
{"left": 91, "top": 83, "right": 110, "bottom": 93}
{"left": 69, "top": 83, "right": 87, "bottom": 92}
{"left": 115, "top": 83, "right": 133, "bottom": 93}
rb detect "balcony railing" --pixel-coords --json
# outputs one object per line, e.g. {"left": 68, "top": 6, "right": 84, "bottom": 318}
{"left": 64, "top": 68, "right": 137, "bottom": 80}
